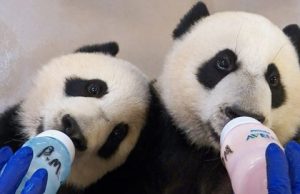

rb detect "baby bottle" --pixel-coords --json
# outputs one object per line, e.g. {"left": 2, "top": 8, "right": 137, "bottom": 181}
{"left": 16, "top": 130, "right": 75, "bottom": 194}
{"left": 220, "top": 116, "right": 283, "bottom": 194}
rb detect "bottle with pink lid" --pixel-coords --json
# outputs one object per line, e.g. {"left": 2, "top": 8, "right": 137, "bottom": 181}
{"left": 220, "top": 117, "right": 283, "bottom": 194}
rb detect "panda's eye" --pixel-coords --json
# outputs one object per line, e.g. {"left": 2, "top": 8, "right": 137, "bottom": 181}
{"left": 87, "top": 83, "right": 100, "bottom": 95}
{"left": 86, "top": 81, "right": 108, "bottom": 98}
{"left": 215, "top": 51, "right": 237, "bottom": 72}
{"left": 265, "top": 63, "right": 286, "bottom": 108}
{"left": 268, "top": 75, "right": 279, "bottom": 87}
{"left": 216, "top": 57, "right": 233, "bottom": 72}
{"left": 266, "top": 64, "right": 280, "bottom": 88}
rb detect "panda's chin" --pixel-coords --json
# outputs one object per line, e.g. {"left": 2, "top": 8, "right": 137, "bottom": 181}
{"left": 201, "top": 122, "right": 220, "bottom": 149}
{"left": 204, "top": 120, "right": 230, "bottom": 150}
{"left": 207, "top": 115, "right": 232, "bottom": 140}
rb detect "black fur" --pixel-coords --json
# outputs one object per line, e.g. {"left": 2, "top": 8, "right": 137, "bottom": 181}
{"left": 98, "top": 123, "right": 129, "bottom": 159}
{"left": 135, "top": 85, "right": 233, "bottom": 194}
{"left": 293, "top": 129, "right": 300, "bottom": 142}
{"left": 197, "top": 49, "right": 238, "bottom": 89}
{"left": 0, "top": 104, "right": 27, "bottom": 152}
{"left": 65, "top": 77, "right": 108, "bottom": 98}
{"left": 283, "top": 24, "right": 300, "bottom": 63}
{"left": 265, "top": 63, "right": 286, "bottom": 108}
{"left": 37, "top": 120, "right": 44, "bottom": 134}
{"left": 173, "top": 1, "right": 209, "bottom": 39}
{"left": 75, "top": 42, "right": 119, "bottom": 56}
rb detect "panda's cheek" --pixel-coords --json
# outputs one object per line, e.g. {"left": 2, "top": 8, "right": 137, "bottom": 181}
{"left": 199, "top": 92, "right": 228, "bottom": 121}
{"left": 198, "top": 106, "right": 211, "bottom": 121}
{"left": 83, "top": 122, "right": 112, "bottom": 150}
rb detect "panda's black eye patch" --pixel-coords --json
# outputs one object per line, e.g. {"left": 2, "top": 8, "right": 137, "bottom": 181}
{"left": 98, "top": 123, "right": 129, "bottom": 159}
{"left": 65, "top": 77, "right": 108, "bottom": 98}
{"left": 197, "top": 49, "right": 238, "bottom": 89}
{"left": 265, "top": 63, "right": 286, "bottom": 108}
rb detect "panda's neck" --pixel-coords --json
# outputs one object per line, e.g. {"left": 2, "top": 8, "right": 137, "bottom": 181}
{"left": 159, "top": 110, "right": 233, "bottom": 193}
{"left": 137, "top": 85, "right": 233, "bottom": 194}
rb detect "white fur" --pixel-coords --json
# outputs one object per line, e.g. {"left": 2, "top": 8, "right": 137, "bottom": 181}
{"left": 158, "top": 11, "right": 300, "bottom": 149}
{"left": 19, "top": 53, "right": 150, "bottom": 187}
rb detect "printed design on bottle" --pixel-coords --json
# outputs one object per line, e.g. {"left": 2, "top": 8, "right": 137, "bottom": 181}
{"left": 221, "top": 145, "right": 233, "bottom": 164}
{"left": 37, "top": 146, "right": 62, "bottom": 176}
{"left": 246, "top": 129, "right": 276, "bottom": 141}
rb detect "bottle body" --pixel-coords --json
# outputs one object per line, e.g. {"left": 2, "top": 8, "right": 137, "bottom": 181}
{"left": 220, "top": 117, "right": 283, "bottom": 194}
{"left": 16, "top": 130, "right": 75, "bottom": 194}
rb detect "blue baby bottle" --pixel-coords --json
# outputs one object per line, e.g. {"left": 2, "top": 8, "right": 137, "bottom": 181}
{"left": 16, "top": 130, "right": 75, "bottom": 194}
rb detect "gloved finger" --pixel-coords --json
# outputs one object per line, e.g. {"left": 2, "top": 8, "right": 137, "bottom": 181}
{"left": 0, "top": 147, "right": 33, "bottom": 194}
{"left": 266, "top": 143, "right": 291, "bottom": 194}
{"left": 21, "top": 168, "right": 48, "bottom": 194}
{"left": 285, "top": 141, "right": 300, "bottom": 193}
{"left": 0, "top": 146, "right": 13, "bottom": 171}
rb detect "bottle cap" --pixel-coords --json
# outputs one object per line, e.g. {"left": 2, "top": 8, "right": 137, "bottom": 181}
{"left": 37, "top": 130, "right": 75, "bottom": 162}
{"left": 220, "top": 116, "right": 260, "bottom": 145}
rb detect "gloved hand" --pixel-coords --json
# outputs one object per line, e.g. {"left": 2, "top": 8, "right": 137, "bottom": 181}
{"left": 266, "top": 141, "right": 300, "bottom": 194}
{"left": 0, "top": 146, "right": 48, "bottom": 194}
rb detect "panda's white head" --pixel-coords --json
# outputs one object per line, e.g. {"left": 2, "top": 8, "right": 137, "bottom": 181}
{"left": 158, "top": 2, "right": 300, "bottom": 149}
{"left": 19, "top": 42, "right": 150, "bottom": 187}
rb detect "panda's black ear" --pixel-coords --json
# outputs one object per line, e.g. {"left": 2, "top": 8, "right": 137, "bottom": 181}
{"left": 75, "top": 42, "right": 119, "bottom": 56}
{"left": 283, "top": 24, "right": 300, "bottom": 62}
{"left": 173, "top": 1, "right": 209, "bottom": 39}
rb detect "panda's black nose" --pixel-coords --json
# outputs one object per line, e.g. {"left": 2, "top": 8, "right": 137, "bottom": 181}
{"left": 225, "top": 106, "right": 265, "bottom": 123}
{"left": 62, "top": 114, "right": 87, "bottom": 151}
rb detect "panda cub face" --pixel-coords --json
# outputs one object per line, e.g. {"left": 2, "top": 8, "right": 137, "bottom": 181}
{"left": 19, "top": 43, "right": 150, "bottom": 187}
{"left": 159, "top": 2, "right": 300, "bottom": 149}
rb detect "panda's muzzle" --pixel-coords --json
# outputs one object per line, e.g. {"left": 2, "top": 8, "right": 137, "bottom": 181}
{"left": 62, "top": 114, "right": 87, "bottom": 151}
{"left": 225, "top": 106, "right": 265, "bottom": 123}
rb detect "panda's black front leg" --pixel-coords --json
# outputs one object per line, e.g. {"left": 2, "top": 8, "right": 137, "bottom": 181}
{"left": 0, "top": 104, "right": 27, "bottom": 151}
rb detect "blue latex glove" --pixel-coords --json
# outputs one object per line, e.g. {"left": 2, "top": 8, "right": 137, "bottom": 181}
{"left": 0, "top": 146, "right": 48, "bottom": 194}
{"left": 266, "top": 141, "right": 300, "bottom": 194}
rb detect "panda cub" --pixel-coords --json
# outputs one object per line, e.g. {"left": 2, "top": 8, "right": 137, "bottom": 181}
{"left": 151, "top": 2, "right": 300, "bottom": 194}
{"left": 0, "top": 42, "right": 150, "bottom": 193}
{"left": 75, "top": 3, "right": 300, "bottom": 194}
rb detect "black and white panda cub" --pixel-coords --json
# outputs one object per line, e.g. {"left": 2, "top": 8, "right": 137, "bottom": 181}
{"left": 94, "top": 2, "right": 300, "bottom": 194}
{"left": 151, "top": 2, "right": 300, "bottom": 194}
{"left": 0, "top": 42, "right": 150, "bottom": 193}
